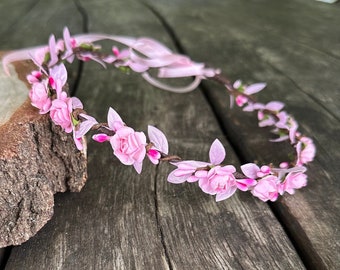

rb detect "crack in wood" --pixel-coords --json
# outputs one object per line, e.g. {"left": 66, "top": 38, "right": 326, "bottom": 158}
{"left": 153, "top": 166, "right": 173, "bottom": 270}
{"left": 137, "top": 2, "right": 325, "bottom": 269}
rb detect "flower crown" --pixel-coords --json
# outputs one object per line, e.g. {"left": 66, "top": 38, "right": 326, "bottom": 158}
{"left": 3, "top": 27, "right": 316, "bottom": 203}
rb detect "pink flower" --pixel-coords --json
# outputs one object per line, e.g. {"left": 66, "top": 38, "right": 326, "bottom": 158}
{"left": 198, "top": 165, "right": 237, "bottom": 201}
{"left": 255, "top": 101, "right": 285, "bottom": 127}
{"left": 296, "top": 137, "right": 316, "bottom": 166}
{"left": 92, "top": 107, "right": 125, "bottom": 143}
{"left": 251, "top": 175, "right": 279, "bottom": 202}
{"left": 240, "top": 163, "right": 271, "bottom": 179}
{"left": 270, "top": 112, "right": 299, "bottom": 144}
{"left": 168, "top": 139, "right": 226, "bottom": 184}
{"left": 280, "top": 172, "right": 307, "bottom": 195}
{"left": 50, "top": 92, "right": 83, "bottom": 133}
{"left": 29, "top": 81, "right": 52, "bottom": 114}
{"left": 49, "top": 63, "right": 67, "bottom": 89}
{"left": 110, "top": 126, "right": 147, "bottom": 174}
{"left": 167, "top": 160, "right": 208, "bottom": 183}
{"left": 233, "top": 80, "right": 267, "bottom": 108}
{"left": 50, "top": 93, "right": 73, "bottom": 133}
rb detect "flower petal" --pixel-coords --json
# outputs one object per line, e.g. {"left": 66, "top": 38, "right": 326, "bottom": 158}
{"left": 240, "top": 163, "right": 260, "bottom": 179}
{"left": 209, "top": 139, "right": 225, "bottom": 165}
{"left": 148, "top": 125, "right": 169, "bottom": 154}
{"left": 133, "top": 161, "right": 143, "bottom": 174}
{"left": 107, "top": 107, "right": 124, "bottom": 131}
{"left": 167, "top": 170, "right": 188, "bottom": 184}
{"left": 244, "top": 83, "right": 267, "bottom": 95}
{"left": 265, "top": 101, "right": 285, "bottom": 112}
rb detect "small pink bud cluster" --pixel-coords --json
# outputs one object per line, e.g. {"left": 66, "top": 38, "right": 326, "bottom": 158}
{"left": 232, "top": 80, "right": 267, "bottom": 108}
{"left": 241, "top": 163, "right": 308, "bottom": 202}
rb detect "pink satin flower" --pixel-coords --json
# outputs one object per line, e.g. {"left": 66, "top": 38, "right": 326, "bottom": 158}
{"left": 198, "top": 165, "right": 237, "bottom": 201}
{"left": 296, "top": 137, "right": 316, "bottom": 166}
{"left": 50, "top": 91, "right": 83, "bottom": 133}
{"left": 280, "top": 172, "right": 307, "bottom": 195}
{"left": 233, "top": 80, "right": 267, "bottom": 107}
{"left": 251, "top": 175, "right": 279, "bottom": 202}
{"left": 167, "top": 160, "right": 208, "bottom": 184}
{"left": 110, "top": 126, "right": 147, "bottom": 174}
{"left": 50, "top": 94, "right": 73, "bottom": 133}
{"left": 29, "top": 81, "right": 51, "bottom": 114}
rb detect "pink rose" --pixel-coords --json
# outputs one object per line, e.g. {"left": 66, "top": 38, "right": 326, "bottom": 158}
{"left": 29, "top": 82, "right": 51, "bottom": 114}
{"left": 49, "top": 92, "right": 73, "bottom": 133}
{"left": 49, "top": 91, "right": 83, "bottom": 134}
{"left": 281, "top": 172, "right": 307, "bottom": 195}
{"left": 198, "top": 165, "right": 237, "bottom": 202}
{"left": 110, "top": 126, "right": 147, "bottom": 174}
{"left": 296, "top": 137, "right": 316, "bottom": 165}
{"left": 251, "top": 175, "right": 279, "bottom": 202}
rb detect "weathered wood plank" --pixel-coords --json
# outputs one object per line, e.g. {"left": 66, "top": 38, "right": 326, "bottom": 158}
{"left": 3, "top": 0, "right": 306, "bottom": 269}
{"left": 144, "top": 0, "right": 340, "bottom": 269}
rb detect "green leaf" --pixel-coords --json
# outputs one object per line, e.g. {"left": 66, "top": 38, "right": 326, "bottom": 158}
{"left": 118, "top": 66, "right": 131, "bottom": 74}
{"left": 71, "top": 113, "right": 80, "bottom": 126}
{"left": 79, "top": 43, "right": 93, "bottom": 51}
{"left": 44, "top": 52, "right": 51, "bottom": 64}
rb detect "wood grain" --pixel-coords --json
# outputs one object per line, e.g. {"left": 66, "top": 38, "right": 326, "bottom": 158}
{"left": 3, "top": 0, "right": 305, "bottom": 269}
{"left": 1, "top": 0, "right": 338, "bottom": 269}
{"left": 143, "top": 0, "right": 340, "bottom": 269}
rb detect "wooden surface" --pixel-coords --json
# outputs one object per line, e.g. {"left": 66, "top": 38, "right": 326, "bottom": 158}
{"left": 0, "top": 0, "right": 339, "bottom": 269}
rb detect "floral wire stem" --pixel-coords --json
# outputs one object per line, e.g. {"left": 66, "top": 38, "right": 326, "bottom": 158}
{"left": 2, "top": 27, "right": 316, "bottom": 202}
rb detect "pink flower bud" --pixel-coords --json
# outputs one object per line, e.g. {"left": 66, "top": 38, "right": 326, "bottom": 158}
{"left": 27, "top": 71, "right": 42, "bottom": 84}
{"left": 92, "top": 133, "right": 110, "bottom": 143}
{"left": 279, "top": 162, "right": 289, "bottom": 169}
{"left": 147, "top": 148, "right": 161, "bottom": 165}
{"left": 235, "top": 95, "right": 248, "bottom": 107}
